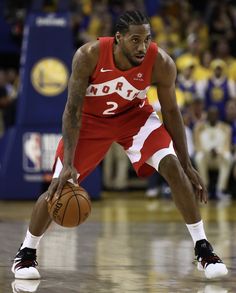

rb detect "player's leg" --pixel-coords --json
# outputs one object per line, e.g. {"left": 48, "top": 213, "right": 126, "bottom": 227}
{"left": 123, "top": 109, "right": 227, "bottom": 279}
{"left": 12, "top": 132, "right": 113, "bottom": 279}
{"left": 11, "top": 177, "right": 62, "bottom": 280}
{"left": 11, "top": 191, "right": 50, "bottom": 279}
{"left": 28, "top": 191, "right": 53, "bottom": 236}
{"left": 159, "top": 154, "right": 201, "bottom": 223}
{"left": 147, "top": 152, "right": 228, "bottom": 279}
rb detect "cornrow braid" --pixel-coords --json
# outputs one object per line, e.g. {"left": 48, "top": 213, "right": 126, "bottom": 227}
{"left": 115, "top": 10, "right": 150, "bottom": 34}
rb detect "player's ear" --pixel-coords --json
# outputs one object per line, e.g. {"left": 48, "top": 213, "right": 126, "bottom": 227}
{"left": 115, "top": 32, "right": 121, "bottom": 44}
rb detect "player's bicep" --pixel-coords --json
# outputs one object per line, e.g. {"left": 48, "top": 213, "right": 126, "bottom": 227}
{"left": 157, "top": 83, "right": 178, "bottom": 112}
{"left": 67, "top": 49, "right": 91, "bottom": 110}
{"left": 154, "top": 48, "right": 178, "bottom": 112}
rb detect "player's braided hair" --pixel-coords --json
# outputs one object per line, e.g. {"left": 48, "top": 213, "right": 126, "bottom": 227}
{"left": 115, "top": 10, "right": 150, "bottom": 34}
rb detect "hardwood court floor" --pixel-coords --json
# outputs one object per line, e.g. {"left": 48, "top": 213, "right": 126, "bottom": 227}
{"left": 0, "top": 191, "right": 236, "bottom": 293}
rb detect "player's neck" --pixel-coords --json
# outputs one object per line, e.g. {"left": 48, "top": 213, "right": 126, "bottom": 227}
{"left": 113, "top": 44, "right": 133, "bottom": 71}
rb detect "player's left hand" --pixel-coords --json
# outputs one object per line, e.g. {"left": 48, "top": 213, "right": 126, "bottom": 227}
{"left": 184, "top": 165, "right": 208, "bottom": 203}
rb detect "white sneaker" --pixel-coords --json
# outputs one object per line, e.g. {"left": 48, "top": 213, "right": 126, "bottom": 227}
{"left": 11, "top": 279, "right": 41, "bottom": 293}
{"left": 195, "top": 239, "right": 228, "bottom": 279}
{"left": 12, "top": 246, "right": 41, "bottom": 280}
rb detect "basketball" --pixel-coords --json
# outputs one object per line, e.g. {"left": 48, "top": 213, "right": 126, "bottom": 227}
{"left": 48, "top": 182, "right": 91, "bottom": 228}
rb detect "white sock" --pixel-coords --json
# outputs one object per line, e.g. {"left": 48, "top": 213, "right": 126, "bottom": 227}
{"left": 186, "top": 220, "right": 207, "bottom": 245}
{"left": 21, "top": 229, "right": 44, "bottom": 249}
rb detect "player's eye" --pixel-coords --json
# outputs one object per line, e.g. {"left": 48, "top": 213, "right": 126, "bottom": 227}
{"left": 132, "top": 38, "right": 139, "bottom": 43}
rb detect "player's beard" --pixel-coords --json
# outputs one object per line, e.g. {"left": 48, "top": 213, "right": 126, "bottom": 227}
{"left": 121, "top": 46, "right": 142, "bottom": 67}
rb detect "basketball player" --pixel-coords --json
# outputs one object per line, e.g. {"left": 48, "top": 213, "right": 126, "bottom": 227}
{"left": 12, "top": 11, "right": 228, "bottom": 280}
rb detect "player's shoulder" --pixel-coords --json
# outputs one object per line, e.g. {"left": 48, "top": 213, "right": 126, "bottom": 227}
{"left": 156, "top": 47, "right": 176, "bottom": 71}
{"left": 152, "top": 46, "right": 177, "bottom": 85}
{"left": 70, "top": 41, "right": 99, "bottom": 76}
{"left": 72, "top": 40, "right": 100, "bottom": 73}
{"left": 75, "top": 40, "right": 100, "bottom": 60}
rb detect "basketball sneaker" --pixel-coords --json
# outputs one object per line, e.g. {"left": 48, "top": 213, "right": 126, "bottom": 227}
{"left": 195, "top": 239, "right": 228, "bottom": 279}
{"left": 11, "top": 246, "right": 40, "bottom": 279}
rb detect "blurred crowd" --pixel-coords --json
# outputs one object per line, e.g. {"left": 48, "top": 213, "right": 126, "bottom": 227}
{"left": 1, "top": 0, "right": 236, "bottom": 200}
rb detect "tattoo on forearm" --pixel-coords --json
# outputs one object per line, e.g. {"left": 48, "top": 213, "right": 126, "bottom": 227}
{"left": 62, "top": 50, "right": 90, "bottom": 164}
{"left": 62, "top": 84, "right": 85, "bottom": 162}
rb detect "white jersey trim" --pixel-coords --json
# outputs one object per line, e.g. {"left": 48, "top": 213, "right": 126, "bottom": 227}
{"left": 53, "top": 158, "right": 80, "bottom": 182}
{"left": 126, "top": 112, "right": 162, "bottom": 163}
{"left": 146, "top": 141, "right": 176, "bottom": 171}
{"left": 86, "top": 76, "right": 150, "bottom": 100}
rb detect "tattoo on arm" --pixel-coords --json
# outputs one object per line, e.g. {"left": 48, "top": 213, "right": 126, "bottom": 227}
{"left": 62, "top": 49, "right": 91, "bottom": 165}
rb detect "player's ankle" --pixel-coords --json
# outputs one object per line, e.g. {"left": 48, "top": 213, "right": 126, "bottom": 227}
{"left": 21, "top": 229, "right": 43, "bottom": 249}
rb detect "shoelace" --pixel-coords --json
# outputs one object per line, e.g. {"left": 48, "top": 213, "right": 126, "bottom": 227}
{"left": 15, "top": 259, "right": 38, "bottom": 270}
{"left": 14, "top": 250, "right": 38, "bottom": 269}
{"left": 197, "top": 253, "right": 222, "bottom": 269}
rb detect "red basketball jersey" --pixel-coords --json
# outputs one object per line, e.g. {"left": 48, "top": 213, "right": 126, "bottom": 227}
{"left": 82, "top": 37, "right": 158, "bottom": 117}
{"left": 54, "top": 37, "right": 174, "bottom": 181}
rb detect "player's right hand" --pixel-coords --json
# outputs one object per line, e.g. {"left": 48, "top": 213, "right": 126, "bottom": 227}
{"left": 184, "top": 165, "right": 208, "bottom": 203}
{"left": 45, "top": 165, "right": 78, "bottom": 202}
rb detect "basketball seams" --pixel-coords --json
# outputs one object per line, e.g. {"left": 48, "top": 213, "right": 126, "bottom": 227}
{"left": 73, "top": 189, "right": 81, "bottom": 225}
{"left": 77, "top": 194, "right": 92, "bottom": 212}
{"left": 48, "top": 182, "right": 91, "bottom": 227}
{"left": 49, "top": 189, "right": 75, "bottom": 210}
{"left": 71, "top": 185, "right": 81, "bottom": 225}
{"left": 61, "top": 194, "right": 74, "bottom": 226}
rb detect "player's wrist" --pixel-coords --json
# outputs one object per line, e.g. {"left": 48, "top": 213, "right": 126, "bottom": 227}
{"left": 63, "top": 158, "right": 74, "bottom": 167}
{"left": 179, "top": 157, "right": 192, "bottom": 172}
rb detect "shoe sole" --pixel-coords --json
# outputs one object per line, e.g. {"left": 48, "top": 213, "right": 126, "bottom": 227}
{"left": 197, "top": 262, "right": 228, "bottom": 279}
{"left": 12, "top": 265, "right": 41, "bottom": 280}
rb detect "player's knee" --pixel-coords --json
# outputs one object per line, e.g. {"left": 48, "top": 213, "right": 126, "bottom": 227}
{"left": 159, "top": 155, "right": 184, "bottom": 183}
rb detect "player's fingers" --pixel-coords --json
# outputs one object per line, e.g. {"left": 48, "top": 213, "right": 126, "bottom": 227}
{"left": 191, "top": 177, "right": 202, "bottom": 192}
{"left": 195, "top": 185, "right": 203, "bottom": 202}
{"left": 197, "top": 187, "right": 204, "bottom": 203}
{"left": 55, "top": 179, "right": 67, "bottom": 199}
{"left": 192, "top": 174, "right": 208, "bottom": 203}
{"left": 195, "top": 174, "right": 208, "bottom": 203}
{"left": 45, "top": 189, "right": 57, "bottom": 202}
{"left": 188, "top": 172, "right": 204, "bottom": 201}
{"left": 46, "top": 180, "right": 58, "bottom": 202}
{"left": 45, "top": 191, "right": 50, "bottom": 202}
{"left": 189, "top": 174, "right": 201, "bottom": 191}
{"left": 201, "top": 186, "right": 208, "bottom": 204}
{"left": 72, "top": 172, "right": 78, "bottom": 186}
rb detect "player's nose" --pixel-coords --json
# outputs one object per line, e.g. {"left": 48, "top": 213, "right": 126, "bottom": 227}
{"left": 137, "top": 42, "right": 146, "bottom": 54}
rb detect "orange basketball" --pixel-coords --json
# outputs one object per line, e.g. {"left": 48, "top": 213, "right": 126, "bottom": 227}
{"left": 48, "top": 182, "right": 91, "bottom": 227}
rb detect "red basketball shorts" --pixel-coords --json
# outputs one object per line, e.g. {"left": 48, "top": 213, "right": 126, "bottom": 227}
{"left": 53, "top": 106, "right": 176, "bottom": 183}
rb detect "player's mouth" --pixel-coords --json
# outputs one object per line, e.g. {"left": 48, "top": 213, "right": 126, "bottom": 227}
{"left": 135, "top": 54, "right": 145, "bottom": 62}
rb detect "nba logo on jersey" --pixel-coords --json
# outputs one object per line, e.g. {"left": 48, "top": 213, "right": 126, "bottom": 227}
{"left": 23, "top": 133, "right": 42, "bottom": 172}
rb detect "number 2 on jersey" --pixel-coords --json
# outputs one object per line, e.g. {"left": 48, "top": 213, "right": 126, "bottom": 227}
{"left": 103, "top": 101, "right": 118, "bottom": 115}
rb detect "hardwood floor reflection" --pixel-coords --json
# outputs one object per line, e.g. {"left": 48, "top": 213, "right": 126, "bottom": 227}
{"left": 0, "top": 191, "right": 235, "bottom": 292}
